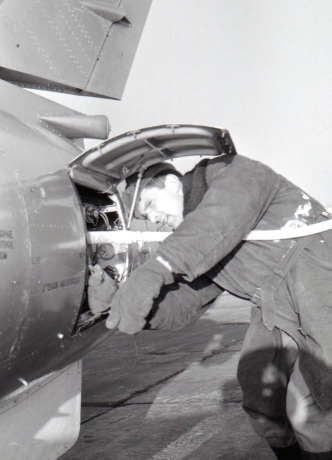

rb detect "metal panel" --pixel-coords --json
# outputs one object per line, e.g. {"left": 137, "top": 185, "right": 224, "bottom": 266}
{"left": 0, "top": 0, "right": 153, "bottom": 99}
{"left": 0, "top": 0, "right": 109, "bottom": 88}
{"left": 0, "top": 361, "right": 81, "bottom": 460}
{"left": 0, "top": 9, "right": 16, "bottom": 59}
{"left": 86, "top": 0, "right": 153, "bottom": 99}
{"left": 0, "top": 113, "right": 87, "bottom": 366}
{"left": 16, "top": 169, "right": 87, "bottom": 351}
{"left": 0, "top": 106, "right": 114, "bottom": 399}
{"left": 0, "top": 80, "right": 110, "bottom": 148}
{"left": 0, "top": 154, "right": 29, "bottom": 361}
{"left": 69, "top": 124, "right": 237, "bottom": 186}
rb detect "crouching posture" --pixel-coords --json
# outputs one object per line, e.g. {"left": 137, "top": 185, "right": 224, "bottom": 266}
{"left": 91, "top": 153, "right": 332, "bottom": 459}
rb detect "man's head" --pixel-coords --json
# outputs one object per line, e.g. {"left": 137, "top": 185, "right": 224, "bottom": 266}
{"left": 123, "top": 163, "right": 184, "bottom": 229}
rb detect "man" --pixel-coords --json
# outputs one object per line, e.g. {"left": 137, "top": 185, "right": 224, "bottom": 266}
{"left": 89, "top": 152, "right": 332, "bottom": 459}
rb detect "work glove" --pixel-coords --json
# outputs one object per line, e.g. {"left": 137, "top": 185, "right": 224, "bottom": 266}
{"left": 106, "top": 258, "right": 174, "bottom": 334}
{"left": 88, "top": 264, "right": 118, "bottom": 315}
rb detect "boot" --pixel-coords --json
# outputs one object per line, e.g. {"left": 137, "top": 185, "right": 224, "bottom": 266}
{"left": 270, "top": 442, "right": 302, "bottom": 459}
{"left": 300, "top": 450, "right": 332, "bottom": 459}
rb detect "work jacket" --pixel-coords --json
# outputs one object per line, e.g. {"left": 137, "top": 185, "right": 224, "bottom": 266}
{"left": 156, "top": 154, "right": 332, "bottom": 412}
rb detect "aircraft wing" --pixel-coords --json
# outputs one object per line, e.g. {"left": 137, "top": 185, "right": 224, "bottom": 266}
{"left": 0, "top": 0, "right": 152, "bottom": 99}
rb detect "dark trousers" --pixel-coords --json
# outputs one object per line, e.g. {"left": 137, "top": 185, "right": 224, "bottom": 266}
{"left": 237, "top": 307, "right": 332, "bottom": 453}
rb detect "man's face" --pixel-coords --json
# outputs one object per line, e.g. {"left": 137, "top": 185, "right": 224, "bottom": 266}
{"left": 138, "top": 174, "right": 184, "bottom": 229}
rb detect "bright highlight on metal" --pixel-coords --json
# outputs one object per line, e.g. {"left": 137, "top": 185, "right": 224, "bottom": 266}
{"left": 88, "top": 219, "right": 332, "bottom": 248}
{"left": 39, "top": 115, "right": 110, "bottom": 140}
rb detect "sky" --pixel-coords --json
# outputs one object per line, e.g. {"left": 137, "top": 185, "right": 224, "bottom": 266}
{"left": 37, "top": 0, "right": 332, "bottom": 207}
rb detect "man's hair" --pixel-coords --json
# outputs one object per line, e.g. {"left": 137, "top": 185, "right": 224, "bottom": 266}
{"left": 122, "top": 163, "right": 182, "bottom": 218}
{"left": 144, "top": 170, "right": 182, "bottom": 190}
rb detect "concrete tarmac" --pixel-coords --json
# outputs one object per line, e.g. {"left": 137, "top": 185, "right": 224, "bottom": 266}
{"left": 61, "top": 294, "right": 275, "bottom": 460}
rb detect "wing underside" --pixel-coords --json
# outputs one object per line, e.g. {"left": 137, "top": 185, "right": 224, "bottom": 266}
{"left": 0, "top": 0, "right": 152, "bottom": 99}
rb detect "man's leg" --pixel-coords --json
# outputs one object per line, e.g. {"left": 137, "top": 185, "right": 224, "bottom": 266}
{"left": 237, "top": 308, "right": 299, "bottom": 457}
{"left": 283, "top": 333, "right": 332, "bottom": 458}
{"left": 238, "top": 309, "right": 332, "bottom": 458}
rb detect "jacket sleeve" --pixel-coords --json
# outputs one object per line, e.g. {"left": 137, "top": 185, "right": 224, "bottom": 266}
{"left": 146, "top": 275, "right": 223, "bottom": 330}
{"left": 157, "top": 156, "right": 281, "bottom": 281}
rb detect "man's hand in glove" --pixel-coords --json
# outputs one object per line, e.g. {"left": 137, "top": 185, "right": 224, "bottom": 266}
{"left": 88, "top": 264, "right": 118, "bottom": 315}
{"left": 106, "top": 258, "right": 173, "bottom": 334}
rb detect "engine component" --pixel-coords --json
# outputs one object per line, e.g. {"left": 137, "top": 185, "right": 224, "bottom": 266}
{"left": 85, "top": 206, "right": 99, "bottom": 226}
{"left": 98, "top": 244, "right": 115, "bottom": 261}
